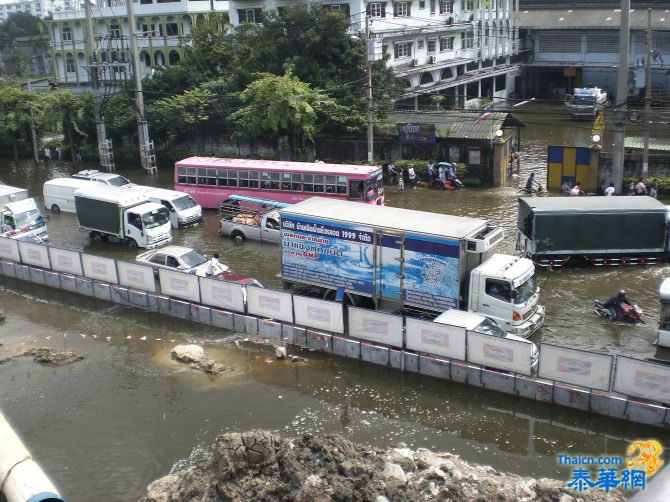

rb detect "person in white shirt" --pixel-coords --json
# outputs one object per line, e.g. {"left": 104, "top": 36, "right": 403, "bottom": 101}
{"left": 206, "top": 253, "right": 223, "bottom": 277}
{"left": 605, "top": 183, "right": 615, "bottom": 196}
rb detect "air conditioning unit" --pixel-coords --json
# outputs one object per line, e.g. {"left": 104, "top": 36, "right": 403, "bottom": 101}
{"left": 429, "top": 55, "right": 437, "bottom": 64}
{"left": 409, "top": 59, "right": 418, "bottom": 67}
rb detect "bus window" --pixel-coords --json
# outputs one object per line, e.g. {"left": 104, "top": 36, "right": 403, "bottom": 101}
{"left": 240, "top": 171, "right": 259, "bottom": 189}
{"left": 178, "top": 166, "right": 196, "bottom": 184}
{"left": 197, "top": 168, "right": 208, "bottom": 185}
{"left": 337, "top": 175, "right": 347, "bottom": 194}
{"left": 206, "top": 168, "right": 217, "bottom": 185}
{"left": 366, "top": 171, "right": 384, "bottom": 200}
{"left": 326, "top": 175, "right": 338, "bottom": 193}
{"left": 313, "top": 174, "right": 324, "bottom": 192}
{"left": 269, "top": 172, "right": 280, "bottom": 190}
{"left": 303, "top": 174, "right": 314, "bottom": 192}
{"left": 260, "top": 171, "right": 271, "bottom": 189}
{"left": 228, "top": 170, "right": 238, "bottom": 187}
{"left": 291, "top": 173, "right": 302, "bottom": 191}
{"left": 349, "top": 180, "right": 365, "bottom": 199}
{"left": 282, "top": 172, "right": 292, "bottom": 190}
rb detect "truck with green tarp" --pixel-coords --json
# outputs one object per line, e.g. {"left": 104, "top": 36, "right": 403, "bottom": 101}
{"left": 517, "top": 196, "right": 669, "bottom": 267}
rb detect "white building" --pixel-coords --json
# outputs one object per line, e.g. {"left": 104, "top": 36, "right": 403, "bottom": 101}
{"left": 0, "top": 0, "right": 76, "bottom": 22}
{"left": 228, "top": 0, "right": 522, "bottom": 108}
{"left": 47, "top": 0, "right": 228, "bottom": 86}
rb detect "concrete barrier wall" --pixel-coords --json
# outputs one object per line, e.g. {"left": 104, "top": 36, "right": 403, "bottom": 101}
{"left": 0, "top": 242, "right": 669, "bottom": 428}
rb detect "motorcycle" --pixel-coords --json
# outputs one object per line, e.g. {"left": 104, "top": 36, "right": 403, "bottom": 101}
{"left": 593, "top": 298, "right": 645, "bottom": 325}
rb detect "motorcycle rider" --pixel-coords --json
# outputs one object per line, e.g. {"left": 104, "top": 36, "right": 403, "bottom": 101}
{"left": 604, "top": 289, "right": 633, "bottom": 320}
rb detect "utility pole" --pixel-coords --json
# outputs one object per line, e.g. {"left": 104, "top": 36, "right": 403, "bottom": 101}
{"left": 85, "top": 0, "right": 114, "bottom": 170}
{"left": 27, "top": 81, "right": 39, "bottom": 163}
{"left": 126, "top": 0, "right": 157, "bottom": 172}
{"left": 642, "top": 8, "right": 652, "bottom": 178}
{"left": 365, "top": 14, "right": 374, "bottom": 165}
{"left": 610, "top": 0, "right": 630, "bottom": 190}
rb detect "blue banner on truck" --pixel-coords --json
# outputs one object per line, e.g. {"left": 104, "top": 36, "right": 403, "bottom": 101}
{"left": 281, "top": 216, "right": 460, "bottom": 311}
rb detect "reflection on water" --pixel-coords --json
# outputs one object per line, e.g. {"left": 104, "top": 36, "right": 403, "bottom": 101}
{"left": 2, "top": 103, "right": 670, "bottom": 500}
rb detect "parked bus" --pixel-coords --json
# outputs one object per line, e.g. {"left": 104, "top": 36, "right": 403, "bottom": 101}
{"left": 174, "top": 157, "right": 384, "bottom": 209}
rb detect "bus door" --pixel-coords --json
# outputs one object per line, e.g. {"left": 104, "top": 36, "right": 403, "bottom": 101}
{"left": 372, "top": 230, "right": 405, "bottom": 307}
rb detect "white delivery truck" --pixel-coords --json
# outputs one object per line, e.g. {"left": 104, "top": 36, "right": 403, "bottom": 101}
{"left": 0, "top": 185, "right": 48, "bottom": 240}
{"left": 43, "top": 178, "right": 97, "bottom": 214}
{"left": 74, "top": 186, "right": 172, "bottom": 248}
{"left": 280, "top": 198, "right": 545, "bottom": 338}
{"left": 141, "top": 188, "right": 202, "bottom": 229}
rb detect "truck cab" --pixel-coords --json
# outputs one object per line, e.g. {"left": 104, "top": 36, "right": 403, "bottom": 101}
{"left": 468, "top": 254, "right": 545, "bottom": 338}
{"left": 123, "top": 202, "right": 172, "bottom": 248}
{"left": 142, "top": 188, "right": 202, "bottom": 229}
{"left": 0, "top": 186, "right": 48, "bottom": 240}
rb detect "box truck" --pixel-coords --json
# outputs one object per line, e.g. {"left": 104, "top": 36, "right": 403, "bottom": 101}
{"left": 74, "top": 186, "right": 172, "bottom": 248}
{"left": 0, "top": 185, "right": 48, "bottom": 240}
{"left": 517, "top": 196, "right": 669, "bottom": 267}
{"left": 280, "top": 198, "right": 545, "bottom": 337}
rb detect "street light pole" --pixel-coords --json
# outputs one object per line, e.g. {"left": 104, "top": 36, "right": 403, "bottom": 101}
{"left": 365, "top": 14, "right": 374, "bottom": 165}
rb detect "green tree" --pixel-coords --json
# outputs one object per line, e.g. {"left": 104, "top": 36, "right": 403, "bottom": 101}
{"left": 0, "top": 86, "right": 37, "bottom": 162}
{"left": 41, "top": 89, "right": 87, "bottom": 161}
{"left": 148, "top": 86, "right": 215, "bottom": 145}
{"left": 228, "top": 70, "right": 340, "bottom": 157}
{"left": 0, "top": 13, "right": 49, "bottom": 77}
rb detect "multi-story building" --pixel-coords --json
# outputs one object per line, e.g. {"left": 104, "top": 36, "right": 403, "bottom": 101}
{"left": 228, "top": 0, "right": 522, "bottom": 109}
{"left": 47, "top": 0, "right": 228, "bottom": 87}
{"left": 0, "top": 0, "right": 72, "bottom": 22}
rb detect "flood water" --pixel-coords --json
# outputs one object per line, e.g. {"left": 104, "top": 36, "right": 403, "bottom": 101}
{"left": 2, "top": 103, "right": 670, "bottom": 501}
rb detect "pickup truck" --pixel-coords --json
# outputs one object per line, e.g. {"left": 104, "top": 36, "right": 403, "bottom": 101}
{"left": 218, "top": 195, "right": 287, "bottom": 244}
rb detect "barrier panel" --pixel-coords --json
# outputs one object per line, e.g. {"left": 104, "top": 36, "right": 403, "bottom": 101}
{"left": 28, "top": 267, "right": 46, "bottom": 286}
{"left": 247, "top": 288, "right": 293, "bottom": 323}
{"left": 467, "top": 331, "right": 534, "bottom": 376}
{"left": 306, "top": 330, "right": 332, "bottom": 352}
{"left": 347, "top": 307, "right": 403, "bottom": 346}
{"left": 613, "top": 356, "right": 670, "bottom": 405}
{"left": 361, "top": 342, "right": 389, "bottom": 366}
{"left": 389, "top": 348, "right": 403, "bottom": 370}
{"left": 234, "top": 314, "right": 258, "bottom": 334}
{"left": 553, "top": 384, "right": 590, "bottom": 411}
{"left": 169, "top": 299, "right": 192, "bottom": 320}
{"left": 626, "top": 400, "right": 668, "bottom": 426}
{"left": 199, "top": 277, "right": 245, "bottom": 313}
{"left": 418, "top": 354, "right": 451, "bottom": 380}
{"left": 0, "top": 236, "right": 20, "bottom": 262}
{"left": 75, "top": 277, "right": 93, "bottom": 297}
{"left": 48, "top": 247, "right": 83, "bottom": 276}
{"left": 110, "top": 285, "right": 130, "bottom": 305}
{"left": 258, "top": 319, "right": 282, "bottom": 340}
{"left": 283, "top": 325, "right": 307, "bottom": 346}
{"left": 117, "top": 262, "right": 157, "bottom": 293}
{"left": 128, "top": 289, "right": 149, "bottom": 308}
{"left": 332, "top": 335, "right": 361, "bottom": 359}
{"left": 293, "top": 295, "right": 344, "bottom": 334}
{"left": 539, "top": 343, "right": 613, "bottom": 392}
{"left": 211, "top": 308, "right": 234, "bottom": 330}
{"left": 403, "top": 352, "right": 419, "bottom": 373}
{"left": 481, "top": 368, "right": 516, "bottom": 395}
{"left": 92, "top": 282, "right": 111, "bottom": 301}
{"left": 159, "top": 269, "right": 200, "bottom": 303}
{"left": 81, "top": 254, "right": 118, "bottom": 284}
{"left": 590, "top": 390, "right": 628, "bottom": 420}
{"left": 44, "top": 270, "right": 61, "bottom": 289}
{"left": 0, "top": 260, "right": 17, "bottom": 278}
{"left": 190, "top": 304, "right": 212, "bottom": 325}
{"left": 15, "top": 264, "right": 30, "bottom": 282}
{"left": 405, "top": 317, "right": 466, "bottom": 361}
{"left": 59, "top": 274, "right": 77, "bottom": 293}
{"left": 18, "top": 242, "right": 50, "bottom": 269}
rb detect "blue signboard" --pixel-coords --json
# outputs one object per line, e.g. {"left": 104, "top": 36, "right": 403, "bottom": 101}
{"left": 281, "top": 216, "right": 460, "bottom": 311}
{"left": 398, "top": 123, "right": 436, "bottom": 144}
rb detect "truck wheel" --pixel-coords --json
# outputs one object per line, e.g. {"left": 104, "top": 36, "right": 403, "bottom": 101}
{"left": 50, "top": 204, "right": 61, "bottom": 214}
{"left": 231, "top": 231, "right": 246, "bottom": 242}
{"left": 323, "top": 289, "right": 357, "bottom": 306}
{"left": 127, "top": 239, "right": 138, "bottom": 249}
{"left": 91, "top": 232, "right": 103, "bottom": 243}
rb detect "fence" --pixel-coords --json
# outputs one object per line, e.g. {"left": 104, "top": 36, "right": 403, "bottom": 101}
{"left": 0, "top": 235, "right": 669, "bottom": 428}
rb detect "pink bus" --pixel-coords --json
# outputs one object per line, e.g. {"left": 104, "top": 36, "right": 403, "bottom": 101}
{"left": 174, "top": 157, "right": 384, "bottom": 209}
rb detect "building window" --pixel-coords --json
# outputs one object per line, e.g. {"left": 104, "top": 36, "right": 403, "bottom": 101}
{"left": 427, "top": 39, "right": 436, "bottom": 54}
{"left": 418, "top": 39, "right": 424, "bottom": 49}
{"left": 419, "top": 0, "right": 425, "bottom": 9}
{"left": 65, "top": 54, "right": 75, "bottom": 73}
{"left": 238, "top": 8, "right": 262, "bottom": 24}
{"left": 464, "top": 0, "right": 475, "bottom": 10}
{"left": 394, "top": 2, "right": 410, "bottom": 17}
{"left": 325, "top": 4, "right": 350, "bottom": 17}
{"left": 430, "top": 0, "right": 436, "bottom": 15}
{"left": 61, "top": 26, "right": 72, "bottom": 42}
{"left": 109, "top": 24, "right": 120, "bottom": 39}
{"left": 439, "top": 1, "right": 452, "bottom": 14}
{"left": 394, "top": 42, "right": 413, "bottom": 59}
{"left": 439, "top": 36, "right": 454, "bottom": 52}
{"left": 166, "top": 21, "right": 178, "bottom": 36}
{"left": 461, "top": 32, "right": 473, "bottom": 49}
{"left": 368, "top": 2, "right": 386, "bottom": 18}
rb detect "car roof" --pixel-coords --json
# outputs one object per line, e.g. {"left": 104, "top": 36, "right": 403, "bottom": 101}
{"left": 152, "top": 245, "right": 199, "bottom": 256}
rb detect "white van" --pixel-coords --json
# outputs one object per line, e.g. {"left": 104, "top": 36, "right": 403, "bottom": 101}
{"left": 43, "top": 178, "right": 96, "bottom": 213}
{"left": 433, "top": 309, "right": 539, "bottom": 373}
{"left": 71, "top": 170, "right": 137, "bottom": 188}
{"left": 142, "top": 188, "right": 202, "bottom": 228}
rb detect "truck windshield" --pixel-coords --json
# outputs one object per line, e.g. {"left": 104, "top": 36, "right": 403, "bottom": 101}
{"left": 514, "top": 276, "right": 538, "bottom": 304}
{"left": 142, "top": 208, "right": 169, "bottom": 229}
{"left": 474, "top": 319, "right": 507, "bottom": 338}
{"left": 366, "top": 171, "right": 384, "bottom": 200}
{"left": 107, "top": 175, "right": 131, "bottom": 187}
{"left": 14, "top": 209, "right": 44, "bottom": 230}
{"left": 173, "top": 195, "right": 198, "bottom": 211}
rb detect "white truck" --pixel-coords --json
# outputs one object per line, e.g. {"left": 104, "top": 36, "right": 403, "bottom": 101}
{"left": 74, "top": 186, "right": 172, "bottom": 249}
{"left": 280, "top": 198, "right": 545, "bottom": 338}
{"left": 218, "top": 195, "right": 286, "bottom": 243}
{"left": 141, "top": 188, "right": 202, "bottom": 229}
{"left": 0, "top": 185, "right": 48, "bottom": 240}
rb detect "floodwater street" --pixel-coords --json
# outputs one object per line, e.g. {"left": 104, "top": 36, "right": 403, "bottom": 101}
{"left": 1, "top": 103, "right": 670, "bottom": 500}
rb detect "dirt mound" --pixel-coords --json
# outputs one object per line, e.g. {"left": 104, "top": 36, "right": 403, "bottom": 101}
{"left": 143, "top": 431, "right": 624, "bottom": 502}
